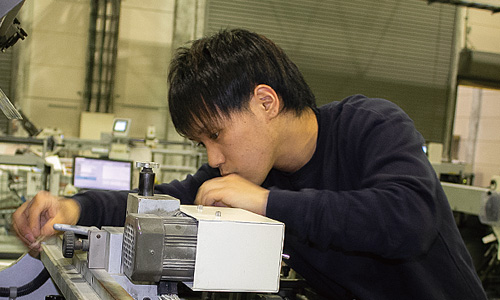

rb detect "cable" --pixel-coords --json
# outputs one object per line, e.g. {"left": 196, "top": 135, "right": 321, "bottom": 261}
{"left": 0, "top": 268, "right": 50, "bottom": 297}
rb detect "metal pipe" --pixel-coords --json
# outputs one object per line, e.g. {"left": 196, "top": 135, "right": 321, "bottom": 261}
{"left": 95, "top": 0, "right": 108, "bottom": 112}
{"left": 104, "top": 0, "right": 121, "bottom": 113}
{"left": 84, "top": 0, "right": 98, "bottom": 112}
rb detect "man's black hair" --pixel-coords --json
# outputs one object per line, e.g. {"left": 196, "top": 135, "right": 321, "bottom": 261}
{"left": 168, "top": 28, "right": 316, "bottom": 138}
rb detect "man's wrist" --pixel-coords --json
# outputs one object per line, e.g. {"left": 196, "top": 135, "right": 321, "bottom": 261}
{"left": 60, "top": 198, "right": 81, "bottom": 225}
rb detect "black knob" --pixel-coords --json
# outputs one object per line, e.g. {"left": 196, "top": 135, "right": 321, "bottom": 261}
{"left": 136, "top": 162, "right": 159, "bottom": 196}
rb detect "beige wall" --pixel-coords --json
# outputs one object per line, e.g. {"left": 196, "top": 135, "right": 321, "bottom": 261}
{"left": 453, "top": 7, "right": 500, "bottom": 187}
{"left": 17, "top": 0, "right": 89, "bottom": 137}
{"left": 113, "top": 1, "right": 175, "bottom": 140}
{"left": 16, "top": 0, "right": 176, "bottom": 139}
{"left": 454, "top": 86, "right": 500, "bottom": 187}
{"left": 464, "top": 8, "right": 500, "bottom": 53}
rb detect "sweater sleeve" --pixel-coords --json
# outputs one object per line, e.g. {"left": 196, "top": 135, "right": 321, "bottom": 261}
{"left": 75, "top": 163, "right": 220, "bottom": 227}
{"left": 266, "top": 98, "right": 443, "bottom": 260}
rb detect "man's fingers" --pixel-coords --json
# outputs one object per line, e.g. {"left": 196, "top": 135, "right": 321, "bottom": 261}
{"left": 40, "top": 217, "right": 58, "bottom": 237}
{"left": 11, "top": 203, "right": 34, "bottom": 245}
{"left": 213, "top": 201, "right": 229, "bottom": 207}
{"left": 196, "top": 182, "right": 218, "bottom": 205}
{"left": 196, "top": 183, "right": 234, "bottom": 207}
{"left": 194, "top": 174, "right": 269, "bottom": 215}
{"left": 11, "top": 211, "right": 37, "bottom": 248}
{"left": 195, "top": 175, "right": 244, "bottom": 206}
{"left": 26, "top": 200, "right": 46, "bottom": 238}
{"left": 26, "top": 193, "right": 57, "bottom": 238}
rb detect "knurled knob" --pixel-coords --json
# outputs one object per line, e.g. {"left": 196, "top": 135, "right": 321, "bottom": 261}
{"left": 62, "top": 231, "right": 75, "bottom": 258}
{"left": 135, "top": 161, "right": 159, "bottom": 169}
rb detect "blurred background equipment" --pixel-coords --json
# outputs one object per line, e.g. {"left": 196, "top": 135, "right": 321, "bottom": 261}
{"left": 0, "top": 0, "right": 26, "bottom": 121}
{"left": 0, "top": 0, "right": 27, "bottom": 52}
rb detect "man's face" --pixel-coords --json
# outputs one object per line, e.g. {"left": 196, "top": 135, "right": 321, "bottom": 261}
{"left": 193, "top": 104, "right": 276, "bottom": 186}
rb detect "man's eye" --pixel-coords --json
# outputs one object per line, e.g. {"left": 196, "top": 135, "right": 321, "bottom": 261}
{"left": 209, "top": 132, "right": 219, "bottom": 140}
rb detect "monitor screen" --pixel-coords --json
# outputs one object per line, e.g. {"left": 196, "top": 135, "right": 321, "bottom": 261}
{"left": 112, "top": 118, "right": 131, "bottom": 137}
{"left": 113, "top": 119, "right": 128, "bottom": 132}
{"left": 72, "top": 156, "right": 133, "bottom": 191}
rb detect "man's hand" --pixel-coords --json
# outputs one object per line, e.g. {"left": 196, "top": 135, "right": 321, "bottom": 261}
{"left": 11, "top": 191, "right": 80, "bottom": 253}
{"left": 195, "top": 174, "right": 270, "bottom": 215}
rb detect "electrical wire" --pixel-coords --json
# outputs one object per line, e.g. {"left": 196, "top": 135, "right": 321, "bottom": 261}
{"left": 0, "top": 268, "right": 50, "bottom": 297}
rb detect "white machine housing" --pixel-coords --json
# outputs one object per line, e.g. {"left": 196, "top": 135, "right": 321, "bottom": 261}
{"left": 123, "top": 192, "right": 285, "bottom": 293}
{"left": 181, "top": 205, "right": 285, "bottom": 292}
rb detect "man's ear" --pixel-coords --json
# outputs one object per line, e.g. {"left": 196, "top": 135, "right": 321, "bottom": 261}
{"left": 252, "top": 84, "right": 280, "bottom": 118}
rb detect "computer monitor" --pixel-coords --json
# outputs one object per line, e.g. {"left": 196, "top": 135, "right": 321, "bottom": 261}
{"left": 72, "top": 156, "right": 133, "bottom": 191}
{"left": 112, "top": 118, "right": 131, "bottom": 137}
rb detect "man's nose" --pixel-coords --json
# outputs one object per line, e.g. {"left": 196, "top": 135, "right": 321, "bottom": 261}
{"left": 206, "top": 144, "right": 225, "bottom": 168}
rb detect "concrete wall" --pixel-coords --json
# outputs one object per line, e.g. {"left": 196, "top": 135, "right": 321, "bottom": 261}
{"left": 454, "top": 86, "right": 500, "bottom": 187}
{"left": 464, "top": 8, "right": 500, "bottom": 53}
{"left": 16, "top": 0, "right": 177, "bottom": 139}
{"left": 16, "top": 0, "right": 90, "bottom": 137}
{"left": 113, "top": 1, "right": 176, "bottom": 140}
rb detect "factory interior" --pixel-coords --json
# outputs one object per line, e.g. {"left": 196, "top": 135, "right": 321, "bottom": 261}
{"left": 0, "top": 0, "right": 500, "bottom": 299}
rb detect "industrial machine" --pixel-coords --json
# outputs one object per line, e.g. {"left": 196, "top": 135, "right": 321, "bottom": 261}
{"left": 7, "top": 160, "right": 499, "bottom": 299}
{"left": 443, "top": 175, "right": 500, "bottom": 296}
{"left": 1, "top": 162, "right": 288, "bottom": 300}
{"left": 0, "top": 0, "right": 26, "bottom": 121}
{"left": 444, "top": 178, "right": 500, "bottom": 228}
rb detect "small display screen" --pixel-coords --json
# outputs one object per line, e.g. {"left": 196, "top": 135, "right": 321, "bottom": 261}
{"left": 113, "top": 120, "right": 128, "bottom": 132}
{"left": 72, "top": 156, "right": 132, "bottom": 191}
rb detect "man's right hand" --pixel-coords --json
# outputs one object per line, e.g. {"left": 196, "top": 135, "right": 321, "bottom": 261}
{"left": 11, "top": 191, "right": 81, "bottom": 253}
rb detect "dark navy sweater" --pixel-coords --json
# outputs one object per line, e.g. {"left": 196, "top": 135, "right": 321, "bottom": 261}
{"left": 75, "top": 95, "right": 486, "bottom": 299}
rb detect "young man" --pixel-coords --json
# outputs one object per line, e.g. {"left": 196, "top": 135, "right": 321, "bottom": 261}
{"left": 13, "top": 29, "right": 487, "bottom": 299}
